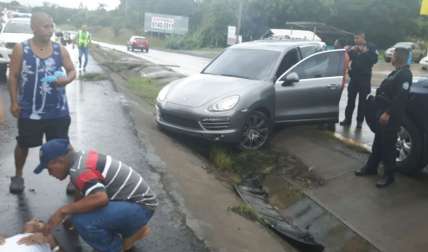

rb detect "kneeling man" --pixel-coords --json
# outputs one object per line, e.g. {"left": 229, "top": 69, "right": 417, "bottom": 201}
{"left": 35, "top": 139, "right": 157, "bottom": 252}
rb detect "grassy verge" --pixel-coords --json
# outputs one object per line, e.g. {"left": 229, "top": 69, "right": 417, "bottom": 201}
{"left": 228, "top": 204, "right": 263, "bottom": 223}
{"left": 171, "top": 48, "right": 223, "bottom": 59}
{"left": 208, "top": 146, "right": 279, "bottom": 182}
{"left": 127, "top": 77, "right": 163, "bottom": 105}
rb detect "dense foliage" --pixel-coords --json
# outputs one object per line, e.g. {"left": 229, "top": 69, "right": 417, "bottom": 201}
{"left": 22, "top": 0, "right": 428, "bottom": 49}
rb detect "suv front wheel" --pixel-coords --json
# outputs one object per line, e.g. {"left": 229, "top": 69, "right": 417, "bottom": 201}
{"left": 239, "top": 111, "right": 271, "bottom": 150}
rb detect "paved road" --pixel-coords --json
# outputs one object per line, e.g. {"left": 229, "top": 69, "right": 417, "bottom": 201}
{"left": 0, "top": 46, "right": 207, "bottom": 251}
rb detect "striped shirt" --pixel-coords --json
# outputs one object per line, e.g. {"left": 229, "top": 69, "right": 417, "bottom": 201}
{"left": 69, "top": 150, "right": 158, "bottom": 209}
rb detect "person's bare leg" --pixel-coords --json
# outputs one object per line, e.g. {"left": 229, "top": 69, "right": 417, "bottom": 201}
{"left": 0, "top": 97, "right": 4, "bottom": 123}
{"left": 15, "top": 144, "right": 28, "bottom": 177}
{"left": 123, "top": 225, "right": 150, "bottom": 251}
{"left": 10, "top": 144, "right": 28, "bottom": 193}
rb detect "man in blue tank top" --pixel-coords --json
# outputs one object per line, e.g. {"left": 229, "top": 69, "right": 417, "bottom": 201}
{"left": 8, "top": 12, "right": 76, "bottom": 194}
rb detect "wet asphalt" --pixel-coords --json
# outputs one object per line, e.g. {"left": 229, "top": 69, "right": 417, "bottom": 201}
{"left": 0, "top": 48, "right": 208, "bottom": 251}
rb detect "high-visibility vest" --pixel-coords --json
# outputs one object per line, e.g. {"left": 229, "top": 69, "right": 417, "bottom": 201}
{"left": 78, "top": 31, "right": 91, "bottom": 47}
{"left": 421, "top": 0, "right": 428, "bottom": 15}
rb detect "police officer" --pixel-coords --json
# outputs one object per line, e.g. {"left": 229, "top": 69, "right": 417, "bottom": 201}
{"left": 340, "top": 32, "right": 378, "bottom": 129}
{"left": 355, "top": 47, "right": 412, "bottom": 188}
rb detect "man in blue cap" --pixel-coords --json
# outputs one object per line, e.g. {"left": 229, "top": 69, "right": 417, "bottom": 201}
{"left": 35, "top": 139, "right": 157, "bottom": 252}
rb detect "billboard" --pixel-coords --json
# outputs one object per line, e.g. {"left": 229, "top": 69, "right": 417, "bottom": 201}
{"left": 227, "top": 26, "right": 237, "bottom": 45}
{"left": 144, "top": 13, "right": 189, "bottom": 35}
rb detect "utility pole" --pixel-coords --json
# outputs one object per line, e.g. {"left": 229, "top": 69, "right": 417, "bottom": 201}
{"left": 236, "top": 0, "right": 243, "bottom": 43}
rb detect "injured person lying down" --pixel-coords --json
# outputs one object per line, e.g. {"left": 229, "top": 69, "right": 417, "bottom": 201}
{"left": 0, "top": 218, "right": 62, "bottom": 252}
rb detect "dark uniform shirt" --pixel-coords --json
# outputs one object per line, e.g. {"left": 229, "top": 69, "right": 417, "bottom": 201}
{"left": 375, "top": 65, "right": 412, "bottom": 129}
{"left": 348, "top": 44, "right": 378, "bottom": 81}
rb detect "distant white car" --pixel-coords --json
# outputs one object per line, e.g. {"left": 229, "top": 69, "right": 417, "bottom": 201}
{"left": 0, "top": 18, "right": 32, "bottom": 78}
{"left": 419, "top": 55, "right": 428, "bottom": 70}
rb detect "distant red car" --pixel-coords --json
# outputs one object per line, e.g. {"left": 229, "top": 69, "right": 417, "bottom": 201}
{"left": 127, "top": 36, "right": 149, "bottom": 52}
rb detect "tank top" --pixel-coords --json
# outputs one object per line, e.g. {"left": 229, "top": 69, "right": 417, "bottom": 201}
{"left": 19, "top": 40, "right": 69, "bottom": 120}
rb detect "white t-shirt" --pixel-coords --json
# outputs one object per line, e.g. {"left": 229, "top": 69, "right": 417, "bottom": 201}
{"left": 0, "top": 233, "right": 52, "bottom": 252}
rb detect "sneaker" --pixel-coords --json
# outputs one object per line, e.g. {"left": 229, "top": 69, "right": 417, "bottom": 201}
{"left": 66, "top": 182, "right": 76, "bottom": 195}
{"left": 9, "top": 176, "right": 24, "bottom": 194}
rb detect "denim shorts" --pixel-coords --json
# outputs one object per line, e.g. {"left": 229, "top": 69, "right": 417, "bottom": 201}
{"left": 70, "top": 201, "right": 154, "bottom": 252}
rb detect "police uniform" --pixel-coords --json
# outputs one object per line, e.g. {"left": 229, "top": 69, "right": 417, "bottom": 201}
{"left": 357, "top": 65, "right": 412, "bottom": 187}
{"left": 342, "top": 44, "right": 378, "bottom": 127}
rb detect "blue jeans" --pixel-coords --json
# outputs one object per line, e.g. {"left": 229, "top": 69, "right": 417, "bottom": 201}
{"left": 70, "top": 201, "right": 154, "bottom": 252}
{"left": 78, "top": 46, "right": 89, "bottom": 68}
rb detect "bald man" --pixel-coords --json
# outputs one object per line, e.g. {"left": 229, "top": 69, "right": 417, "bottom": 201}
{"left": 8, "top": 12, "right": 76, "bottom": 194}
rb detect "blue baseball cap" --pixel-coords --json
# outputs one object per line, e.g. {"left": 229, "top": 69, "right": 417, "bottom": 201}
{"left": 34, "top": 139, "right": 70, "bottom": 174}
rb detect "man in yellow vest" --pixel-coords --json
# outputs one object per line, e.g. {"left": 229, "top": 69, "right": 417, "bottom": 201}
{"left": 76, "top": 25, "right": 91, "bottom": 72}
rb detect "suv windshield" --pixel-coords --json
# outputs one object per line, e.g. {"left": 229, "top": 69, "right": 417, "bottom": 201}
{"left": 3, "top": 21, "right": 32, "bottom": 34}
{"left": 203, "top": 48, "right": 280, "bottom": 81}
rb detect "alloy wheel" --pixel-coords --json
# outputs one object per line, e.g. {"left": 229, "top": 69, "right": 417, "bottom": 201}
{"left": 240, "top": 112, "right": 270, "bottom": 150}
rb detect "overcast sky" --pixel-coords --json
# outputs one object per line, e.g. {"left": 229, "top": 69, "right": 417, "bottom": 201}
{"left": 2, "top": 0, "right": 121, "bottom": 10}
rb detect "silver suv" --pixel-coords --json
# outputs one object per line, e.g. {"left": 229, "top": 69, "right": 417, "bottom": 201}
{"left": 155, "top": 40, "right": 345, "bottom": 149}
{"left": 384, "top": 42, "right": 427, "bottom": 63}
{"left": 0, "top": 18, "right": 33, "bottom": 80}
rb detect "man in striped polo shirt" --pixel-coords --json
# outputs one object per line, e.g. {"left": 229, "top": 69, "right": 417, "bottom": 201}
{"left": 34, "top": 139, "right": 157, "bottom": 252}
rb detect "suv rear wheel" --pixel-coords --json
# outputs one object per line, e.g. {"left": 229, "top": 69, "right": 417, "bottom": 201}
{"left": 396, "top": 117, "right": 423, "bottom": 175}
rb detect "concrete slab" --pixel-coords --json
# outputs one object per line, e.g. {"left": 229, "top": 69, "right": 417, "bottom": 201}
{"left": 272, "top": 126, "right": 428, "bottom": 252}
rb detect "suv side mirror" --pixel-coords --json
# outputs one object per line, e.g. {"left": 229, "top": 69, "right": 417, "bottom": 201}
{"left": 280, "top": 72, "right": 300, "bottom": 86}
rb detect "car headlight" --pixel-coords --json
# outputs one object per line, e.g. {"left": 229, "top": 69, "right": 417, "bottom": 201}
{"left": 208, "top": 95, "right": 240, "bottom": 112}
{"left": 157, "top": 85, "right": 171, "bottom": 102}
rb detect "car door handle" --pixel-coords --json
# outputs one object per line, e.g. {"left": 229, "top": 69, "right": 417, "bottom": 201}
{"left": 327, "top": 84, "right": 338, "bottom": 89}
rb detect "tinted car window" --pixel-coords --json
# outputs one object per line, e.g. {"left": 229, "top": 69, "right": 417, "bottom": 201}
{"left": 203, "top": 48, "right": 281, "bottom": 81}
{"left": 276, "top": 49, "right": 300, "bottom": 79}
{"left": 3, "top": 21, "right": 31, "bottom": 34}
{"left": 292, "top": 51, "right": 343, "bottom": 80}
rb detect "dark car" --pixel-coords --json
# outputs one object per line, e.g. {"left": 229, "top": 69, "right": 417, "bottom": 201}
{"left": 396, "top": 77, "right": 428, "bottom": 174}
{"left": 127, "top": 36, "right": 149, "bottom": 52}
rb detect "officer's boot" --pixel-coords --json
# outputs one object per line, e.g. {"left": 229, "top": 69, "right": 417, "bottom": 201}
{"left": 355, "top": 166, "right": 377, "bottom": 176}
{"left": 376, "top": 170, "right": 394, "bottom": 188}
{"left": 355, "top": 155, "right": 379, "bottom": 176}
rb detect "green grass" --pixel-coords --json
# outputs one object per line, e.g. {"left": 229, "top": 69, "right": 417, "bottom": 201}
{"left": 378, "top": 50, "right": 385, "bottom": 62}
{"left": 207, "top": 145, "right": 280, "bottom": 179}
{"left": 228, "top": 204, "right": 260, "bottom": 222}
{"left": 173, "top": 48, "right": 224, "bottom": 59}
{"left": 127, "top": 77, "right": 163, "bottom": 105}
{"left": 209, "top": 146, "right": 234, "bottom": 171}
